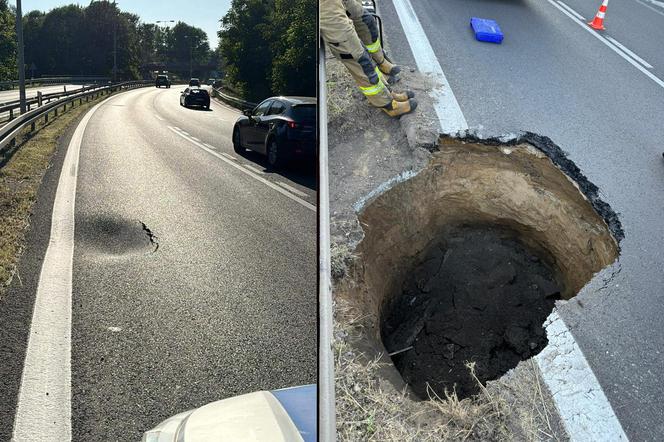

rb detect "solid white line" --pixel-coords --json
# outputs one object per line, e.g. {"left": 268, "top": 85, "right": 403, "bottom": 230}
{"left": 535, "top": 311, "right": 628, "bottom": 441}
{"left": 12, "top": 99, "right": 106, "bottom": 442}
{"left": 155, "top": 114, "right": 164, "bottom": 121}
{"left": 243, "top": 164, "right": 265, "bottom": 175}
{"left": 204, "top": 142, "right": 217, "bottom": 150}
{"left": 276, "top": 182, "right": 309, "bottom": 198}
{"left": 547, "top": 0, "right": 664, "bottom": 89}
{"left": 391, "top": 0, "right": 469, "bottom": 134}
{"left": 190, "top": 136, "right": 200, "bottom": 142}
{"left": 642, "top": 0, "right": 664, "bottom": 8}
{"left": 166, "top": 126, "right": 315, "bottom": 212}
{"left": 220, "top": 152, "right": 236, "bottom": 160}
{"left": 557, "top": 1, "right": 586, "bottom": 20}
{"left": 605, "top": 37, "right": 653, "bottom": 69}
{"left": 634, "top": 0, "right": 664, "bottom": 17}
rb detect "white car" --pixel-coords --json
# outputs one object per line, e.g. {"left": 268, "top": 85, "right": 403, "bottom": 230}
{"left": 142, "top": 385, "right": 316, "bottom": 442}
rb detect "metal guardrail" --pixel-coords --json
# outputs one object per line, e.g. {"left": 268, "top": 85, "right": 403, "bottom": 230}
{"left": 0, "top": 76, "right": 110, "bottom": 91}
{"left": 318, "top": 43, "right": 335, "bottom": 442}
{"left": 0, "top": 80, "right": 152, "bottom": 159}
{"left": 210, "top": 87, "right": 257, "bottom": 111}
{"left": 0, "top": 83, "right": 111, "bottom": 124}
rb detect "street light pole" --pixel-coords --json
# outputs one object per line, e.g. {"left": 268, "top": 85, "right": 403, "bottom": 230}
{"left": 15, "top": 0, "right": 27, "bottom": 113}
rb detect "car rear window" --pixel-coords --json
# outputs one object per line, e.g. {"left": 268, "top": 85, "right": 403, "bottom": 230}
{"left": 291, "top": 104, "right": 315, "bottom": 119}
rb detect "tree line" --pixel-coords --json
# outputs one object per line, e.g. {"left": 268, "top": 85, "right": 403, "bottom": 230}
{"left": 218, "top": 0, "right": 316, "bottom": 101}
{"left": 0, "top": 0, "right": 16, "bottom": 81}
{"left": 0, "top": 0, "right": 316, "bottom": 100}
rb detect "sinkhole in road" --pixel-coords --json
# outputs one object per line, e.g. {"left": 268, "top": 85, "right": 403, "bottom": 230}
{"left": 77, "top": 216, "right": 158, "bottom": 256}
{"left": 352, "top": 134, "right": 621, "bottom": 400}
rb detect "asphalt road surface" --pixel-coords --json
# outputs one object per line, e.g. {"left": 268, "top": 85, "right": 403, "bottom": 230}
{"left": 381, "top": 0, "right": 664, "bottom": 439}
{"left": 0, "top": 86, "right": 316, "bottom": 440}
{"left": 0, "top": 84, "right": 84, "bottom": 105}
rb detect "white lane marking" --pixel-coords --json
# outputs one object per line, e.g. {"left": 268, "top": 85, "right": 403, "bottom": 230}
{"left": 204, "top": 142, "right": 217, "bottom": 150}
{"left": 392, "top": 0, "right": 469, "bottom": 134}
{"left": 12, "top": 99, "right": 106, "bottom": 442}
{"left": 243, "top": 164, "right": 265, "bottom": 175}
{"left": 155, "top": 114, "right": 165, "bottom": 121}
{"left": 390, "top": 3, "right": 627, "bottom": 436}
{"left": 166, "top": 126, "right": 315, "bottom": 212}
{"left": 180, "top": 129, "right": 190, "bottom": 135}
{"left": 605, "top": 37, "right": 654, "bottom": 69}
{"left": 276, "top": 182, "right": 309, "bottom": 198}
{"left": 191, "top": 136, "right": 200, "bottom": 142}
{"left": 635, "top": 0, "right": 664, "bottom": 17}
{"left": 557, "top": 0, "right": 586, "bottom": 20}
{"left": 642, "top": 0, "right": 664, "bottom": 8}
{"left": 220, "top": 152, "right": 236, "bottom": 160}
{"left": 536, "top": 311, "right": 628, "bottom": 441}
{"left": 548, "top": 0, "right": 664, "bottom": 89}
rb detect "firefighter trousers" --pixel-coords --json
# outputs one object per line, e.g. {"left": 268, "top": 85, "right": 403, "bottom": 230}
{"left": 342, "top": 0, "right": 389, "bottom": 66}
{"left": 320, "top": 0, "right": 392, "bottom": 108}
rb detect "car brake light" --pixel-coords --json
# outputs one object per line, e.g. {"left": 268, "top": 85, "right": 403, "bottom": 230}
{"left": 287, "top": 121, "right": 298, "bottom": 129}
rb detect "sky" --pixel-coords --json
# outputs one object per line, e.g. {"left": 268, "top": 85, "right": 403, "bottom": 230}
{"left": 9, "top": 0, "right": 232, "bottom": 48}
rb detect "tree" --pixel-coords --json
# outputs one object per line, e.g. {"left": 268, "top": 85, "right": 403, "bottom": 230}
{"left": 0, "top": 0, "right": 17, "bottom": 81}
{"left": 268, "top": 0, "right": 316, "bottom": 97}
{"left": 166, "top": 22, "right": 211, "bottom": 78}
{"left": 218, "top": 0, "right": 275, "bottom": 101}
{"left": 217, "top": 0, "right": 316, "bottom": 101}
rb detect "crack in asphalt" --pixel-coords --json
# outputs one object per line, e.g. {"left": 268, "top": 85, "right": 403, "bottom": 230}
{"left": 139, "top": 221, "right": 159, "bottom": 252}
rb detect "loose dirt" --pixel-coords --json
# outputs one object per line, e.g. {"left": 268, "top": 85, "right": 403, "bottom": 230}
{"left": 383, "top": 226, "right": 561, "bottom": 400}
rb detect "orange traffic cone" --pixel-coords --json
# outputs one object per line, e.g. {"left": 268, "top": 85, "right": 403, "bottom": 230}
{"left": 588, "top": 0, "right": 609, "bottom": 30}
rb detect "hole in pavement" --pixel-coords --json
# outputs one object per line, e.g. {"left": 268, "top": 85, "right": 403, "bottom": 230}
{"left": 77, "top": 216, "right": 158, "bottom": 256}
{"left": 352, "top": 134, "right": 621, "bottom": 400}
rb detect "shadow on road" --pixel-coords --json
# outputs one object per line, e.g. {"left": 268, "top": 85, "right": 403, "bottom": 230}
{"left": 237, "top": 149, "right": 317, "bottom": 191}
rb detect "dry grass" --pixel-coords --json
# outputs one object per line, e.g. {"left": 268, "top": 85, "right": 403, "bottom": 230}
{"left": 0, "top": 94, "right": 110, "bottom": 297}
{"left": 334, "top": 297, "right": 567, "bottom": 442}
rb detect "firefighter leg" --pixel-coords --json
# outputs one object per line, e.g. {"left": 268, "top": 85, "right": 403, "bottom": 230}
{"left": 342, "top": 0, "right": 401, "bottom": 77}
{"left": 321, "top": 0, "right": 416, "bottom": 116}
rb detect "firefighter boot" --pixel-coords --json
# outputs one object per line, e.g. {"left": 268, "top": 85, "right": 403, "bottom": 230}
{"left": 377, "top": 58, "right": 401, "bottom": 77}
{"left": 382, "top": 98, "right": 418, "bottom": 117}
{"left": 391, "top": 90, "right": 415, "bottom": 102}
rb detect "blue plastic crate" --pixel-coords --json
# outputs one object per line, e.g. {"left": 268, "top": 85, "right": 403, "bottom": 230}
{"left": 470, "top": 17, "right": 504, "bottom": 44}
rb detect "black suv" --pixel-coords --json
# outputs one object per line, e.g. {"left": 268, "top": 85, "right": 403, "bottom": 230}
{"left": 180, "top": 87, "right": 210, "bottom": 109}
{"left": 232, "top": 96, "right": 316, "bottom": 168}
{"left": 155, "top": 75, "right": 171, "bottom": 88}
{"left": 189, "top": 78, "right": 201, "bottom": 87}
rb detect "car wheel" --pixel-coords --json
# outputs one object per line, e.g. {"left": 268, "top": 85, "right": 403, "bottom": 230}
{"left": 233, "top": 127, "right": 245, "bottom": 154}
{"left": 267, "top": 139, "right": 284, "bottom": 169}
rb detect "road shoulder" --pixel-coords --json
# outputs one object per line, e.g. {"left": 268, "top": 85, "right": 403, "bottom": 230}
{"left": 0, "top": 98, "right": 106, "bottom": 440}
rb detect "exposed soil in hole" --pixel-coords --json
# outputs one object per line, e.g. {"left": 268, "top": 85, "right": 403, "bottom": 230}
{"left": 342, "top": 136, "right": 620, "bottom": 405}
{"left": 382, "top": 226, "right": 562, "bottom": 400}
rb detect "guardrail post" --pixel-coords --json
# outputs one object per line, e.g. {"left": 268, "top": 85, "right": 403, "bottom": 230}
{"left": 9, "top": 109, "right": 13, "bottom": 120}
{"left": 44, "top": 111, "right": 48, "bottom": 124}
{"left": 54, "top": 106, "right": 58, "bottom": 117}
{"left": 31, "top": 121, "right": 35, "bottom": 132}
{"left": 37, "top": 91, "right": 43, "bottom": 107}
